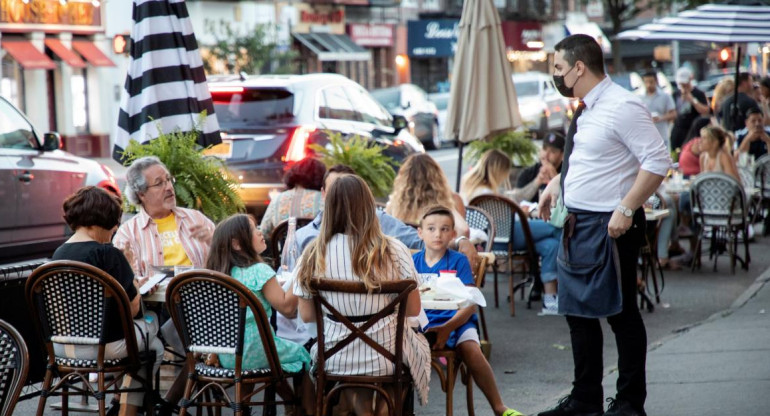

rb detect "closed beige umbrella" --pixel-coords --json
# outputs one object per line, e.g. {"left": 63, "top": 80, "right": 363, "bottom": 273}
{"left": 445, "top": 0, "right": 522, "bottom": 189}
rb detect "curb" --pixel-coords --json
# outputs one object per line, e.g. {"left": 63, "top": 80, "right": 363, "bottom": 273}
{"left": 535, "top": 264, "right": 770, "bottom": 414}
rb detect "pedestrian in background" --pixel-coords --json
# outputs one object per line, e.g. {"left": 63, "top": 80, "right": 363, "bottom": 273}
{"left": 539, "top": 34, "right": 671, "bottom": 416}
{"left": 720, "top": 73, "right": 760, "bottom": 133}
{"left": 670, "top": 67, "right": 710, "bottom": 151}
{"left": 640, "top": 70, "right": 676, "bottom": 150}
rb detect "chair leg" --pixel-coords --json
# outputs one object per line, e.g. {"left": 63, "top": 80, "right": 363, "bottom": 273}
{"left": 508, "top": 272, "right": 515, "bottom": 317}
{"left": 36, "top": 368, "right": 54, "bottom": 416}
{"left": 492, "top": 263, "right": 500, "bottom": 308}
{"left": 62, "top": 382, "right": 69, "bottom": 416}
{"left": 98, "top": 372, "right": 106, "bottom": 416}
{"left": 444, "top": 358, "right": 456, "bottom": 416}
{"left": 178, "top": 375, "right": 196, "bottom": 416}
{"left": 462, "top": 365, "right": 475, "bottom": 416}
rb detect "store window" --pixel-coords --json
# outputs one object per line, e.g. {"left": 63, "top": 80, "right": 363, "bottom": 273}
{"left": 71, "top": 68, "right": 88, "bottom": 132}
{"left": 1, "top": 57, "right": 24, "bottom": 111}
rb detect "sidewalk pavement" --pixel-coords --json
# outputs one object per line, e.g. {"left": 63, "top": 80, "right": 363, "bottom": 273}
{"left": 600, "top": 266, "right": 770, "bottom": 415}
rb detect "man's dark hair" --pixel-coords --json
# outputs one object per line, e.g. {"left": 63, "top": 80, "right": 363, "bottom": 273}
{"left": 738, "top": 73, "right": 752, "bottom": 85}
{"left": 321, "top": 164, "right": 356, "bottom": 190}
{"left": 760, "top": 76, "right": 770, "bottom": 90}
{"left": 554, "top": 34, "right": 605, "bottom": 76}
{"left": 746, "top": 106, "right": 763, "bottom": 120}
{"left": 642, "top": 70, "right": 657, "bottom": 79}
{"left": 283, "top": 157, "right": 326, "bottom": 190}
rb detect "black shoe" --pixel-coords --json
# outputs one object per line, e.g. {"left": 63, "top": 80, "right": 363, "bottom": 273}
{"left": 529, "top": 287, "right": 543, "bottom": 302}
{"left": 603, "top": 398, "right": 645, "bottom": 416}
{"left": 538, "top": 395, "right": 603, "bottom": 416}
{"left": 155, "top": 399, "right": 180, "bottom": 416}
{"left": 106, "top": 398, "right": 120, "bottom": 416}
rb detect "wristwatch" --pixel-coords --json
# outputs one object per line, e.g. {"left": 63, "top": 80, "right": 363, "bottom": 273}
{"left": 452, "top": 235, "right": 469, "bottom": 249}
{"left": 617, "top": 205, "right": 634, "bottom": 218}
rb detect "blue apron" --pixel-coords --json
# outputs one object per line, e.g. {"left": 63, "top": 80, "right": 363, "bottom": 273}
{"left": 556, "top": 209, "right": 622, "bottom": 318}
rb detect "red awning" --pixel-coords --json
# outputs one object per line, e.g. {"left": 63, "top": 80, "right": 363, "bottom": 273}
{"left": 1, "top": 41, "right": 56, "bottom": 70}
{"left": 72, "top": 40, "right": 116, "bottom": 67}
{"left": 45, "top": 39, "right": 86, "bottom": 68}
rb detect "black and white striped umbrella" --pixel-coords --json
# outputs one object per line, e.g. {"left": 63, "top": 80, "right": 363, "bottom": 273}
{"left": 618, "top": 3, "right": 770, "bottom": 42}
{"left": 114, "top": 0, "right": 220, "bottom": 162}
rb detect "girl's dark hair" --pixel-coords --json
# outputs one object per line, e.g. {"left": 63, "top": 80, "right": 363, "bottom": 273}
{"left": 283, "top": 157, "right": 326, "bottom": 190}
{"left": 206, "top": 214, "right": 263, "bottom": 275}
{"left": 684, "top": 116, "right": 712, "bottom": 144}
{"left": 62, "top": 186, "right": 122, "bottom": 231}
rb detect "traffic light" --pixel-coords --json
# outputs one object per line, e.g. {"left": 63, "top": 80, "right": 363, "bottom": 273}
{"left": 113, "top": 34, "right": 130, "bottom": 56}
{"left": 719, "top": 47, "right": 731, "bottom": 68}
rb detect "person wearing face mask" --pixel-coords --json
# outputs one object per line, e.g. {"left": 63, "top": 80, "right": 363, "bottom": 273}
{"left": 538, "top": 35, "right": 671, "bottom": 416}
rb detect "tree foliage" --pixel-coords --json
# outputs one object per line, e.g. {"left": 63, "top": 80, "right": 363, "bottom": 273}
{"left": 203, "top": 19, "right": 297, "bottom": 75}
{"left": 465, "top": 129, "right": 538, "bottom": 167}
{"left": 602, "top": 0, "right": 711, "bottom": 72}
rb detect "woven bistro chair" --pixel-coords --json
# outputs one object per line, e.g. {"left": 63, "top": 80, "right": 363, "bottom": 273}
{"left": 26, "top": 260, "right": 156, "bottom": 416}
{"left": 753, "top": 154, "right": 770, "bottom": 234}
{"left": 638, "top": 193, "right": 667, "bottom": 312}
{"left": 469, "top": 194, "right": 540, "bottom": 316}
{"left": 429, "top": 252, "right": 493, "bottom": 416}
{"left": 268, "top": 217, "right": 314, "bottom": 270}
{"left": 690, "top": 172, "right": 750, "bottom": 274}
{"left": 165, "top": 269, "right": 302, "bottom": 416}
{"left": 310, "top": 278, "right": 416, "bottom": 416}
{"left": 0, "top": 320, "right": 29, "bottom": 416}
{"left": 465, "top": 206, "right": 496, "bottom": 253}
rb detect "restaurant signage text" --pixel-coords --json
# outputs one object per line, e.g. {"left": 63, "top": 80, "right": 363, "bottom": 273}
{"left": 0, "top": 0, "right": 102, "bottom": 32}
{"left": 407, "top": 19, "right": 459, "bottom": 57}
{"left": 348, "top": 23, "right": 393, "bottom": 47}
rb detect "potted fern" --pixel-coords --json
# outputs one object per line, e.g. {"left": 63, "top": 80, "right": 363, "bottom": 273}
{"left": 309, "top": 132, "right": 398, "bottom": 198}
{"left": 120, "top": 122, "right": 244, "bottom": 222}
{"left": 464, "top": 129, "right": 538, "bottom": 167}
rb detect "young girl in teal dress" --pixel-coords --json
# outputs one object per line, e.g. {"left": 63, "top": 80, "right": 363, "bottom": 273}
{"left": 206, "top": 214, "right": 311, "bottom": 373}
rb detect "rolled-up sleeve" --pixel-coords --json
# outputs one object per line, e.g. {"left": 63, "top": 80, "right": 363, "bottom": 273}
{"left": 614, "top": 99, "right": 672, "bottom": 176}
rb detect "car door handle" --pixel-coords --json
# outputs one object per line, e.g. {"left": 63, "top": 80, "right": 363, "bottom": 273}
{"left": 17, "top": 171, "right": 34, "bottom": 183}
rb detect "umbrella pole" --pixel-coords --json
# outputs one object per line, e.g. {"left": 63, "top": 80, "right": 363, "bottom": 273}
{"left": 456, "top": 141, "right": 464, "bottom": 192}
{"left": 731, "top": 45, "right": 742, "bottom": 135}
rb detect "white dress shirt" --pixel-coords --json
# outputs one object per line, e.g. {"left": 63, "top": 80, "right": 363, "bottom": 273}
{"left": 564, "top": 76, "right": 671, "bottom": 212}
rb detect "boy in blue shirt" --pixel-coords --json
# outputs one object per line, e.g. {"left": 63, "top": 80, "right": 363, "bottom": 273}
{"left": 413, "top": 205, "right": 523, "bottom": 416}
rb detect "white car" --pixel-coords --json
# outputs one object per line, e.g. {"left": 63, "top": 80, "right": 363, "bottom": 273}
{"left": 512, "top": 72, "right": 572, "bottom": 139}
{"left": 428, "top": 92, "right": 454, "bottom": 146}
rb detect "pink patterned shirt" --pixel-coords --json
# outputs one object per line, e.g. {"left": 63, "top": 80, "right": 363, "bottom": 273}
{"left": 113, "top": 206, "right": 215, "bottom": 278}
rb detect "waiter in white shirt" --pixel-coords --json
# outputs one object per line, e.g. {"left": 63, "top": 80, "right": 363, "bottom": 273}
{"left": 538, "top": 35, "right": 671, "bottom": 416}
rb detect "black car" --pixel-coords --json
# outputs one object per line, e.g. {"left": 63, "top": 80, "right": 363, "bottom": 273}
{"left": 207, "top": 73, "right": 424, "bottom": 217}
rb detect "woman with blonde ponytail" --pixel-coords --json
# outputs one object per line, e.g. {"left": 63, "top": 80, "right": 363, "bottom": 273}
{"left": 294, "top": 174, "right": 431, "bottom": 415}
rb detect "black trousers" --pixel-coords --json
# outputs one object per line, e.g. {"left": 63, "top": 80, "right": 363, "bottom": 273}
{"left": 565, "top": 208, "right": 647, "bottom": 409}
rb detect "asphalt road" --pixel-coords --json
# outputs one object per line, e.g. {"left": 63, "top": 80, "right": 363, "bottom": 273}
{"left": 17, "top": 148, "right": 768, "bottom": 415}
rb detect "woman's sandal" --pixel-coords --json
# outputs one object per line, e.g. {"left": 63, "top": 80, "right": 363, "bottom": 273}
{"left": 502, "top": 409, "right": 525, "bottom": 416}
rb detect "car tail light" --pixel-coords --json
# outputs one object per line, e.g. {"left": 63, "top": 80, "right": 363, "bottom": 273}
{"left": 284, "top": 125, "right": 316, "bottom": 163}
{"left": 209, "top": 86, "right": 244, "bottom": 93}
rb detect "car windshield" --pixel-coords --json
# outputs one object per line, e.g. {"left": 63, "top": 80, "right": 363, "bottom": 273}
{"left": 211, "top": 88, "right": 295, "bottom": 127}
{"left": 370, "top": 88, "right": 401, "bottom": 111}
{"left": 513, "top": 81, "right": 539, "bottom": 97}
{"left": 0, "top": 99, "right": 36, "bottom": 149}
{"left": 431, "top": 95, "right": 449, "bottom": 110}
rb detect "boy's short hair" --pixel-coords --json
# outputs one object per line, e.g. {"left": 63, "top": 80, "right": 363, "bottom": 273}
{"left": 419, "top": 205, "right": 455, "bottom": 228}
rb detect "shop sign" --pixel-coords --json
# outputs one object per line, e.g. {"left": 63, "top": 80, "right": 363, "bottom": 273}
{"left": 293, "top": 3, "right": 345, "bottom": 34}
{"left": 348, "top": 23, "right": 393, "bottom": 47}
{"left": 0, "top": 0, "right": 102, "bottom": 33}
{"left": 501, "top": 21, "right": 543, "bottom": 51}
{"left": 407, "top": 19, "right": 459, "bottom": 58}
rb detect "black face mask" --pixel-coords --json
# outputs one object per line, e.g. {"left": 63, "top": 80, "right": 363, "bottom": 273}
{"left": 553, "top": 65, "right": 578, "bottom": 97}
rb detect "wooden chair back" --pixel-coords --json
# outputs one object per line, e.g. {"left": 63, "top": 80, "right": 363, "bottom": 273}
{"left": 268, "top": 217, "right": 313, "bottom": 269}
{"left": 465, "top": 206, "right": 496, "bottom": 252}
{"left": 309, "top": 278, "right": 416, "bottom": 416}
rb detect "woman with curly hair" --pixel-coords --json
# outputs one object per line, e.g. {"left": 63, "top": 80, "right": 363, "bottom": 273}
{"left": 260, "top": 157, "right": 326, "bottom": 236}
{"left": 712, "top": 76, "right": 735, "bottom": 123}
{"left": 386, "top": 153, "right": 470, "bottom": 237}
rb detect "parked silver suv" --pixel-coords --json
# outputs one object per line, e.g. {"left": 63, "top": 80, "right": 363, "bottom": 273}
{"left": 0, "top": 97, "right": 120, "bottom": 263}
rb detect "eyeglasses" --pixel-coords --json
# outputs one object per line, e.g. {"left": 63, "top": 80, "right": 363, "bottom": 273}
{"left": 147, "top": 175, "right": 176, "bottom": 190}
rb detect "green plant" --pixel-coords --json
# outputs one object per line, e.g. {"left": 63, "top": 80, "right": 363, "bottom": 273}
{"left": 203, "top": 19, "right": 297, "bottom": 75}
{"left": 309, "top": 132, "right": 398, "bottom": 198}
{"left": 121, "top": 115, "right": 244, "bottom": 222}
{"left": 464, "top": 129, "right": 538, "bottom": 167}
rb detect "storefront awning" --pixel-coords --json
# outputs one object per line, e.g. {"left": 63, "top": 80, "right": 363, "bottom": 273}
{"left": 293, "top": 33, "right": 371, "bottom": 62}
{"left": 44, "top": 39, "right": 86, "bottom": 68}
{"left": 565, "top": 22, "right": 612, "bottom": 54}
{"left": 72, "top": 40, "right": 116, "bottom": 67}
{"left": 0, "top": 41, "right": 56, "bottom": 70}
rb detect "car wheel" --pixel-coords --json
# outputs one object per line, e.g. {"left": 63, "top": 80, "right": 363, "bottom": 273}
{"left": 425, "top": 122, "right": 440, "bottom": 150}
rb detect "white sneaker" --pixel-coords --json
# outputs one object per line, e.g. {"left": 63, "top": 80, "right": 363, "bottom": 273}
{"left": 538, "top": 303, "right": 559, "bottom": 316}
